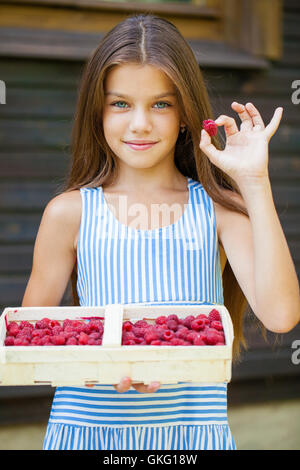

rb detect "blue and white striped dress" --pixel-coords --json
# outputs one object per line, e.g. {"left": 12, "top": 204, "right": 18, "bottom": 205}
{"left": 43, "top": 176, "right": 236, "bottom": 450}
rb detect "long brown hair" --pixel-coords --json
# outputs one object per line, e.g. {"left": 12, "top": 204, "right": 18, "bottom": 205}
{"left": 58, "top": 13, "right": 266, "bottom": 362}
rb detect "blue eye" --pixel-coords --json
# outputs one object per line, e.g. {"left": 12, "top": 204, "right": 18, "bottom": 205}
{"left": 110, "top": 101, "right": 171, "bottom": 109}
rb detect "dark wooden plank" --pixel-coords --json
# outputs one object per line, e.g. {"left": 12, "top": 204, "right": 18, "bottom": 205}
{"left": 0, "top": 119, "right": 71, "bottom": 149}
{"left": 0, "top": 27, "right": 269, "bottom": 69}
{"left": 0, "top": 214, "right": 41, "bottom": 243}
{"left": 0, "top": 0, "right": 220, "bottom": 18}
{"left": 206, "top": 68, "right": 300, "bottom": 95}
{"left": 0, "top": 245, "right": 34, "bottom": 273}
{"left": 0, "top": 275, "right": 72, "bottom": 306}
{"left": 269, "top": 156, "right": 300, "bottom": 181}
{"left": 0, "top": 58, "right": 83, "bottom": 87}
{"left": 283, "top": 12, "right": 300, "bottom": 38}
{"left": 232, "top": 347, "right": 300, "bottom": 380}
{"left": 0, "top": 182, "right": 59, "bottom": 209}
{"left": 0, "top": 88, "right": 77, "bottom": 118}
{"left": 0, "top": 152, "right": 69, "bottom": 178}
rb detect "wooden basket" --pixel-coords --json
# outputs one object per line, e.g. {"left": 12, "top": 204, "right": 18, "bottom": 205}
{"left": 0, "top": 303, "right": 234, "bottom": 386}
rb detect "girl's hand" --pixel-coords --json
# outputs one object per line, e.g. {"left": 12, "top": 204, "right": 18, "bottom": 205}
{"left": 199, "top": 102, "right": 283, "bottom": 187}
{"left": 113, "top": 376, "right": 161, "bottom": 394}
{"left": 86, "top": 377, "right": 161, "bottom": 393}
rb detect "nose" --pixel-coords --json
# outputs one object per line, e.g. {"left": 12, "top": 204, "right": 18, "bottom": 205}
{"left": 129, "top": 108, "right": 152, "bottom": 133}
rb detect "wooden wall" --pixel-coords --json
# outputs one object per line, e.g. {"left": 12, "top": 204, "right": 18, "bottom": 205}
{"left": 0, "top": 0, "right": 299, "bottom": 422}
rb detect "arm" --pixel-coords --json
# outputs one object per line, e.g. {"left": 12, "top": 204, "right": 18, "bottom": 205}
{"left": 220, "top": 183, "right": 300, "bottom": 333}
{"left": 22, "top": 193, "right": 78, "bottom": 307}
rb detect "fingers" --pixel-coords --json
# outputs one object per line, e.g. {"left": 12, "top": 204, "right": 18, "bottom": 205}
{"left": 231, "top": 102, "right": 254, "bottom": 132}
{"left": 214, "top": 115, "right": 239, "bottom": 136}
{"left": 264, "top": 107, "right": 283, "bottom": 141}
{"left": 113, "top": 377, "right": 161, "bottom": 394}
{"left": 113, "top": 376, "right": 132, "bottom": 393}
{"left": 243, "top": 102, "right": 265, "bottom": 131}
{"left": 132, "top": 381, "right": 161, "bottom": 394}
{"left": 199, "top": 128, "right": 222, "bottom": 166}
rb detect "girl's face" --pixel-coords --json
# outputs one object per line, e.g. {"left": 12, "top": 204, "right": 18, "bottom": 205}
{"left": 102, "top": 63, "right": 183, "bottom": 175}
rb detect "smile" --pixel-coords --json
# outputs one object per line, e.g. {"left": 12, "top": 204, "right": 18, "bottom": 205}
{"left": 125, "top": 142, "right": 157, "bottom": 151}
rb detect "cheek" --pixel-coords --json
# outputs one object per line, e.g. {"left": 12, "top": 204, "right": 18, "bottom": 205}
{"left": 103, "top": 112, "right": 126, "bottom": 138}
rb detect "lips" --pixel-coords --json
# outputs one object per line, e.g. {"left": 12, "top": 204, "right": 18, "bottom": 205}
{"left": 125, "top": 141, "right": 157, "bottom": 151}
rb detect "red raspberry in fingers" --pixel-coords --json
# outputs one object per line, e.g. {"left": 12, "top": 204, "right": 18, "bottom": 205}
{"left": 202, "top": 119, "right": 218, "bottom": 137}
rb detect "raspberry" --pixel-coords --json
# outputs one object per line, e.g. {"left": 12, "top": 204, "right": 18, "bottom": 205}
{"left": 89, "top": 332, "right": 101, "bottom": 340}
{"left": 122, "top": 331, "right": 136, "bottom": 341}
{"left": 182, "top": 316, "right": 195, "bottom": 328}
{"left": 193, "top": 336, "right": 206, "bottom": 346}
{"left": 8, "top": 324, "right": 19, "bottom": 337}
{"left": 208, "top": 309, "right": 221, "bottom": 322}
{"left": 132, "top": 326, "right": 144, "bottom": 338}
{"left": 49, "top": 320, "right": 60, "bottom": 328}
{"left": 134, "top": 320, "right": 148, "bottom": 328}
{"left": 150, "top": 340, "right": 162, "bottom": 345}
{"left": 144, "top": 332, "right": 160, "bottom": 344}
{"left": 19, "top": 321, "right": 33, "bottom": 330}
{"left": 205, "top": 328, "right": 220, "bottom": 345}
{"left": 170, "top": 337, "right": 183, "bottom": 346}
{"left": 166, "top": 319, "right": 178, "bottom": 331}
{"left": 62, "top": 319, "right": 73, "bottom": 329}
{"left": 211, "top": 320, "right": 223, "bottom": 331}
{"left": 19, "top": 326, "right": 33, "bottom": 336}
{"left": 14, "top": 337, "right": 30, "bottom": 346}
{"left": 122, "top": 321, "right": 133, "bottom": 332}
{"left": 203, "top": 119, "right": 218, "bottom": 137}
{"left": 78, "top": 332, "right": 89, "bottom": 345}
{"left": 186, "top": 331, "right": 198, "bottom": 342}
{"left": 191, "top": 319, "right": 206, "bottom": 331}
{"left": 4, "top": 336, "right": 15, "bottom": 346}
{"left": 88, "top": 319, "right": 104, "bottom": 333}
{"left": 175, "top": 327, "right": 189, "bottom": 340}
{"left": 123, "top": 339, "right": 136, "bottom": 345}
{"left": 66, "top": 337, "right": 77, "bottom": 345}
{"left": 7, "top": 321, "right": 18, "bottom": 332}
{"left": 163, "top": 330, "right": 174, "bottom": 341}
{"left": 35, "top": 319, "right": 51, "bottom": 330}
{"left": 31, "top": 336, "right": 44, "bottom": 346}
{"left": 51, "top": 335, "right": 66, "bottom": 345}
{"left": 167, "top": 314, "right": 179, "bottom": 323}
{"left": 52, "top": 325, "right": 63, "bottom": 335}
{"left": 40, "top": 335, "right": 52, "bottom": 345}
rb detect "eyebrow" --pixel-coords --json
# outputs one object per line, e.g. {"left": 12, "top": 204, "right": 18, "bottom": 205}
{"left": 105, "top": 92, "right": 176, "bottom": 99}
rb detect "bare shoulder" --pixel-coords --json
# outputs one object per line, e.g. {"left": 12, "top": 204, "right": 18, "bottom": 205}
{"left": 46, "top": 190, "right": 81, "bottom": 252}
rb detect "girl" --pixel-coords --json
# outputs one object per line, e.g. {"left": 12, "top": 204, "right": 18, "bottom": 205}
{"left": 22, "top": 14, "right": 300, "bottom": 450}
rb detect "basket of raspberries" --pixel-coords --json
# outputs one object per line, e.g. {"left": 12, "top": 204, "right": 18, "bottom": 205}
{"left": 0, "top": 304, "right": 234, "bottom": 386}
